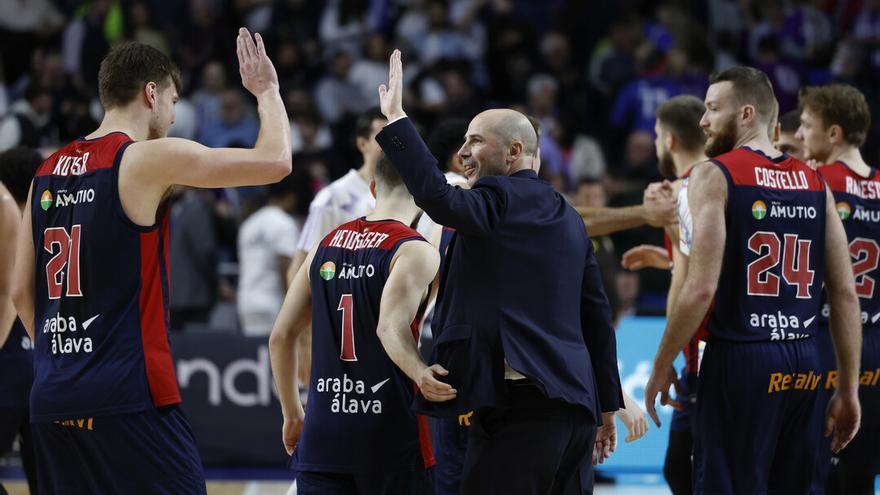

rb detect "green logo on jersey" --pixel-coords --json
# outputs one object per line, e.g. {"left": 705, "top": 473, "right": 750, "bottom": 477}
{"left": 751, "top": 200, "right": 767, "bottom": 220}
{"left": 40, "top": 190, "right": 53, "bottom": 211}
{"left": 319, "top": 261, "right": 336, "bottom": 281}
{"left": 836, "top": 202, "right": 851, "bottom": 220}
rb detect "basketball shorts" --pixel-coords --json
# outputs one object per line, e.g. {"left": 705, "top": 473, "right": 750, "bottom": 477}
{"left": 31, "top": 405, "right": 206, "bottom": 495}
{"left": 814, "top": 327, "right": 880, "bottom": 490}
{"left": 294, "top": 467, "right": 432, "bottom": 495}
{"left": 694, "top": 338, "right": 823, "bottom": 495}
{"left": 433, "top": 413, "right": 471, "bottom": 495}
{"left": 670, "top": 371, "right": 697, "bottom": 433}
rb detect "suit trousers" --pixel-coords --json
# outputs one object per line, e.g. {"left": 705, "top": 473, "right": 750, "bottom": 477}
{"left": 461, "top": 381, "right": 597, "bottom": 495}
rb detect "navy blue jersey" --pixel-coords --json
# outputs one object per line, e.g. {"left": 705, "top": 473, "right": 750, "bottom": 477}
{"left": 709, "top": 148, "right": 826, "bottom": 342}
{"left": 292, "top": 218, "right": 434, "bottom": 474}
{"left": 818, "top": 162, "right": 880, "bottom": 331}
{"left": 0, "top": 320, "right": 33, "bottom": 408}
{"left": 29, "top": 133, "right": 178, "bottom": 422}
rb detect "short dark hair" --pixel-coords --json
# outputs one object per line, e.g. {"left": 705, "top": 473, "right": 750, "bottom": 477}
{"left": 427, "top": 119, "right": 468, "bottom": 172}
{"left": 0, "top": 147, "right": 41, "bottom": 203}
{"left": 355, "top": 107, "right": 387, "bottom": 140}
{"left": 779, "top": 110, "right": 801, "bottom": 134}
{"left": 374, "top": 153, "right": 404, "bottom": 190}
{"left": 98, "top": 42, "right": 181, "bottom": 110}
{"left": 799, "top": 84, "right": 871, "bottom": 147}
{"left": 708, "top": 66, "right": 777, "bottom": 124}
{"left": 656, "top": 95, "right": 706, "bottom": 151}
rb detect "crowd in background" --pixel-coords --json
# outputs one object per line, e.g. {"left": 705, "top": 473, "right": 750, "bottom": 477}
{"left": 2, "top": 0, "right": 880, "bottom": 332}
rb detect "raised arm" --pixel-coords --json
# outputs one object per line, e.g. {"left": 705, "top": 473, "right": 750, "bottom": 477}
{"left": 122, "top": 28, "right": 291, "bottom": 191}
{"left": 645, "top": 162, "right": 726, "bottom": 426}
{"left": 268, "top": 245, "right": 315, "bottom": 455}
{"left": 822, "top": 185, "right": 862, "bottom": 453}
{"left": 0, "top": 187, "right": 20, "bottom": 347}
{"left": 377, "top": 241, "right": 456, "bottom": 402}
{"left": 11, "top": 185, "right": 34, "bottom": 338}
{"left": 376, "top": 50, "right": 506, "bottom": 237}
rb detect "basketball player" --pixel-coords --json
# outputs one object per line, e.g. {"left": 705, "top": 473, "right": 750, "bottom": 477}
{"left": 268, "top": 154, "right": 454, "bottom": 495}
{"left": 796, "top": 84, "right": 880, "bottom": 495}
{"left": 11, "top": 29, "right": 291, "bottom": 493}
{"left": 645, "top": 67, "right": 862, "bottom": 494}
{"left": 0, "top": 147, "right": 41, "bottom": 495}
{"left": 774, "top": 110, "right": 805, "bottom": 161}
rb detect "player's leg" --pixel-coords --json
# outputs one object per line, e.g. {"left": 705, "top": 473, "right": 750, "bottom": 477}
{"left": 767, "top": 339, "right": 823, "bottom": 495}
{"left": 59, "top": 407, "right": 206, "bottom": 494}
{"left": 295, "top": 471, "right": 357, "bottom": 495}
{"left": 693, "top": 341, "right": 784, "bottom": 495}
{"left": 30, "top": 420, "right": 94, "bottom": 495}
{"left": 433, "top": 414, "right": 470, "bottom": 495}
{"left": 355, "top": 466, "right": 432, "bottom": 495}
{"left": 664, "top": 373, "right": 694, "bottom": 495}
{"left": 16, "top": 411, "right": 37, "bottom": 495}
{"left": 460, "top": 382, "right": 594, "bottom": 495}
{"left": 0, "top": 407, "right": 26, "bottom": 495}
{"left": 833, "top": 330, "right": 880, "bottom": 495}
{"left": 811, "top": 330, "right": 837, "bottom": 494}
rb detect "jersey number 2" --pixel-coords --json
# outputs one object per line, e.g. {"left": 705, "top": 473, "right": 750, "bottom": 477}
{"left": 851, "top": 237, "right": 880, "bottom": 299}
{"left": 747, "top": 232, "right": 814, "bottom": 298}
{"left": 338, "top": 294, "right": 358, "bottom": 361}
{"left": 44, "top": 225, "right": 83, "bottom": 300}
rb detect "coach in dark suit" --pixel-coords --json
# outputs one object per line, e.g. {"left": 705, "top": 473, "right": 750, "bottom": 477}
{"left": 376, "top": 50, "right": 623, "bottom": 494}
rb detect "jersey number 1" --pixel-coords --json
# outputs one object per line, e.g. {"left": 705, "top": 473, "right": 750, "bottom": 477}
{"left": 44, "top": 225, "right": 82, "bottom": 300}
{"left": 338, "top": 294, "right": 358, "bottom": 361}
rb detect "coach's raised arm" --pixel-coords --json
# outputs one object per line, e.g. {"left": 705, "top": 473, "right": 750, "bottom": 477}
{"left": 375, "top": 49, "right": 624, "bottom": 493}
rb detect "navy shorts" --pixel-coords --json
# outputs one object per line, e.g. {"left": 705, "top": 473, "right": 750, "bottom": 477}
{"left": 294, "top": 467, "right": 432, "bottom": 495}
{"left": 694, "top": 338, "right": 823, "bottom": 495}
{"left": 670, "top": 371, "right": 698, "bottom": 432}
{"left": 31, "top": 405, "right": 206, "bottom": 495}
{"left": 815, "top": 328, "right": 880, "bottom": 489}
{"left": 433, "top": 414, "right": 470, "bottom": 495}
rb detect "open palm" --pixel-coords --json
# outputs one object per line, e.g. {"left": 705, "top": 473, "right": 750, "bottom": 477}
{"left": 236, "top": 27, "right": 279, "bottom": 97}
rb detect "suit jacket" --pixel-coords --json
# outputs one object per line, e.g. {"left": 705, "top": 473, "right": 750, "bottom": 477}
{"left": 377, "top": 118, "right": 623, "bottom": 421}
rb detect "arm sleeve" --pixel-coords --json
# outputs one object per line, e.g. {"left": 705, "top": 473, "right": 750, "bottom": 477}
{"left": 580, "top": 238, "right": 625, "bottom": 412}
{"left": 375, "top": 118, "right": 507, "bottom": 237}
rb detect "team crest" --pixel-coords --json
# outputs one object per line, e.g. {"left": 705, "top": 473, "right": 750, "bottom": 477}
{"left": 751, "top": 200, "right": 767, "bottom": 220}
{"left": 319, "top": 261, "right": 336, "bottom": 281}
{"left": 836, "top": 202, "right": 851, "bottom": 220}
{"left": 40, "top": 190, "right": 53, "bottom": 211}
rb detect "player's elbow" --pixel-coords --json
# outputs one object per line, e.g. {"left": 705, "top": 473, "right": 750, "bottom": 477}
{"left": 830, "top": 283, "right": 860, "bottom": 312}
{"left": 11, "top": 280, "right": 28, "bottom": 316}
{"left": 689, "top": 281, "right": 717, "bottom": 306}
{"left": 264, "top": 154, "right": 292, "bottom": 182}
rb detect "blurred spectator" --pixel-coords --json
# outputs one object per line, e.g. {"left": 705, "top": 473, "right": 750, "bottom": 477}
{"left": 126, "top": 0, "right": 170, "bottom": 55}
{"left": 197, "top": 89, "right": 258, "bottom": 148}
{"left": 319, "top": 0, "right": 368, "bottom": 58}
{"left": 0, "top": 0, "right": 64, "bottom": 85}
{"left": 571, "top": 178, "right": 620, "bottom": 321}
{"left": 0, "top": 84, "right": 55, "bottom": 151}
{"left": 170, "top": 188, "right": 220, "bottom": 331}
{"left": 314, "top": 50, "right": 369, "bottom": 124}
{"left": 417, "top": 0, "right": 483, "bottom": 65}
{"left": 291, "top": 112, "right": 343, "bottom": 194}
{"left": 237, "top": 174, "right": 302, "bottom": 336}
{"left": 192, "top": 61, "right": 228, "bottom": 132}
{"left": 754, "top": 36, "right": 801, "bottom": 113}
{"left": 349, "top": 33, "right": 391, "bottom": 104}
{"left": 610, "top": 49, "right": 682, "bottom": 135}
{"left": 613, "top": 270, "right": 640, "bottom": 324}
{"left": 62, "top": 0, "right": 116, "bottom": 94}
{"left": 853, "top": 0, "right": 880, "bottom": 75}
{"left": 774, "top": 109, "right": 805, "bottom": 161}
{"left": 568, "top": 134, "right": 607, "bottom": 182}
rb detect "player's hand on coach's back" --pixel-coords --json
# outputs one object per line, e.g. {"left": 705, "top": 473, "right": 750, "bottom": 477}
{"left": 416, "top": 364, "right": 457, "bottom": 402}
{"left": 825, "top": 389, "right": 860, "bottom": 453}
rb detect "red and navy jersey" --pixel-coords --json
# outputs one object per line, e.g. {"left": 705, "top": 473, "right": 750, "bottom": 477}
{"left": 292, "top": 218, "right": 434, "bottom": 474}
{"left": 29, "top": 132, "right": 178, "bottom": 422}
{"left": 709, "top": 148, "right": 826, "bottom": 342}
{"left": 818, "top": 162, "right": 880, "bottom": 331}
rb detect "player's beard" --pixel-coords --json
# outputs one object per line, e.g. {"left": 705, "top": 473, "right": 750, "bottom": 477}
{"left": 704, "top": 115, "right": 738, "bottom": 158}
{"left": 658, "top": 149, "right": 677, "bottom": 178}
